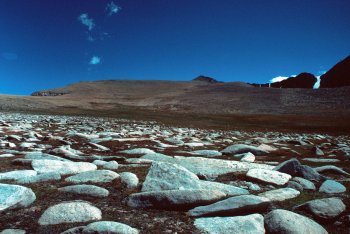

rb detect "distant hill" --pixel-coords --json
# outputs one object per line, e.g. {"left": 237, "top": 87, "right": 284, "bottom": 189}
{"left": 320, "top": 55, "right": 350, "bottom": 88}
{"left": 270, "top": 73, "right": 317, "bottom": 88}
{"left": 192, "top": 75, "right": 220, "bottom": 83}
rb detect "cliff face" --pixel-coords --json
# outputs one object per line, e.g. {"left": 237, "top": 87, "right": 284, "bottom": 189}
{"left": 271, "top": 73, "right": 317, "bottom": 88}
{"left": 320, "top": 56, "right": 350, "bottom": 88}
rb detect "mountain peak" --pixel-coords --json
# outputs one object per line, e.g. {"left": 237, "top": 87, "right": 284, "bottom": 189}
{"left": 320, "top": 55, "right": 350, "bottom": 88}
{"left": 192, "top": 75, "right": 219, "bottom": 83}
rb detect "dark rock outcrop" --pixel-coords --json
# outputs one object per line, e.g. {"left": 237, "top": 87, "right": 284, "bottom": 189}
{"left": 193, "top": 76, "right": 220, "bottom": 84}
{"left": 320, "top": 55, "right": 350, "bottom": 88}
{"left": 31, "top": 91, "right": 67, "bottom": 96}
{"left": 271, "top": 73, "right": 317, "bottom": 88}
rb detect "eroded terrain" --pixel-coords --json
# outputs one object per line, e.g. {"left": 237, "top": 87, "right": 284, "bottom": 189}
{"left": 0, "top": 113, "right": 349, "bottom": 233}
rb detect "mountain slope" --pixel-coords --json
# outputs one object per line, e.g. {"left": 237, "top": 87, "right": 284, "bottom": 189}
{"left": 320, "top": 55, "right": 350, "bottom": 88}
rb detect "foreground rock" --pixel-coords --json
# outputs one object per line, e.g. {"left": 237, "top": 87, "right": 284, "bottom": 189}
{"left": 0, "top": 183, "right": 36, "bottom": 211}
{"left": 246, "top": 169, "right": 291, "bottom": 185}
{"left": 194, "top": 214, "right": 265, "bottom": 234}
{"left": 120, "top": 172, "right": 139, "bottom": 189}
{"left": 259, "top": 188, "right": 300, "bottom": 202}
{"left": 265, "top": 209, "right": 328, "bottom": 234}
{"left": 38, "top": 201, "right": 102, "bottom": 225}
{"left": 294, "top": 197, "right": 346, "bottom": 222}
{"left": 126, "top": 189, "right": 226, "bottom": 210}
{"left": 141, "top": 162, "right": 248, "bottom": 196}
{"left": 221, "top": 144, "right": 268, "bottom": 156}
{"left": 65, "top": 170, "right": 119, "bottom": 183}
{"left": 82, "top": 221, "right": 139, "bottom": 234}
{"left": 32, "top": 160, "right": 97, "bottom": 176}
{"left": 188, "top": 195, "right": 270, "bottom": 217}
{"left": 59, "top": 185, "right": 109, "bottom": 198}
{"left": 319, "top": 180, "right": 346, "bottom": 194}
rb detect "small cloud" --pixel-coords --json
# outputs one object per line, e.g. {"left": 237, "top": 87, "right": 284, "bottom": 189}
{"left": 78, "top": 13, "right": 95, "bottom": 31}
{"left": 270, "top": 75, "right": 296, "bottom": 83}
{"left": 317, "top": 70, "right": 327, "bottom": 75}
{"left": 89, "top": 56, "right": 101, "bottom": 65}
{"left": 106, "top": 1, "right": 121, "bottom": 16}
{"left": 1, "top": 52, "right": 18, "bottom": 61}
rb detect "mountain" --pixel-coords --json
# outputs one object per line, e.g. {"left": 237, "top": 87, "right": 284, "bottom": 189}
{"left": 192, "top": 75, "right": 220, "bottom": 83}
{"left": 320, "top": 55, "right": 350, "bottom": 88}
{"left": 270, "top": 73, "right": 317, "bottom": 88}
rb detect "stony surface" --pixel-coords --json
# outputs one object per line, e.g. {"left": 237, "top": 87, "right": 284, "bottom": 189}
{"left": 38, "top": 201, "right": 102, "bottom": 225}
{"left": 246, "top": 169, "right": 291, "bottom": 186}
{"left": 194, "top": 214, "right": 265, "bottom": 234}
{"left": 265, "top": 209, "right": 328, "bottom": 234}
{"left": 188, "top": 195, "right": 270, "bottom": 217}
{"left": 0, "top": 183, "right": 36, "bottom": 211}
{"left": 0, "top": 113, "right": 349, "bottom": 233}
{"left": 126, "top": 189, "right": 226, "bottom": 210}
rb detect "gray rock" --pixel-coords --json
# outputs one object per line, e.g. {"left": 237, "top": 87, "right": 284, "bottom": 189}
{"left": 59, "top": 184, "right": 109, "bottom": 198}
{"left": 240, "top": 152, "right": 255, "bottom": 162}
{"left": 319, "top": 180, "right": 346, "bottom": 194}
{"left": 25, "top": 151, "right": 71, "bottom": 162}
{"left": 265, "top": 209, "right": 328, "bottom": 234}
{"left": 191, "top": 150, "right": 222, "bottom": 157}
{"left": 246, "top": 169, "right": 291, "bottom": 186}
{"left": 287, "top": 181, "right": 304, "bottom": 192}
{"left": 0, "top": 183, "right": 36, "bottom": 211}
{"left": 259, "top": 188, "right": 300, "bottom": 202}
{"left": 65, "top": 170, "right": 120, "bottom": 183}
{"left": 120, "top": 172, "right": 139, "bottom": 189}
{"left": 82, "top": 221, "right": 139, "bottom": 234}
{"left": 194, "top": 214, "right": 265, "bottom": 234}
{"left": 32, "top": 160, "right": 97, "bottom": 176}
{"left": 60, "top": 226, "right": 86, "bottom": 234}
{"left": 221, "top": 144, "right": 268, "bottom": 156}
{"left": 127, "top": 189, "right": 226, "bottom": 210}
{"left": 292, "top": 177, "right": 316, "bottom": 191}
{"left": 0, "top": 229, "right": 26, "bottom": 234}
{"left": 294, "top": 197, "right": 346, "bottom": 221}
{"left": 274, "top": 158, "right": 301, "bottom": 176}
{"left": 198, "top": 180, "right": 249, "bottom": 196}
{"left": 298, "top": 165, "right": 323, "bottom": 181}
{"left": 17, "top": 172, "right": 61, "bottom": 184}
{"left": 102, "top": 161, "right": 119, "bottom": 170}
{"left": 315, "top": 165, "right": 350, "bottom": 176}
{"left": 141, "top": 162, "right": 201, "bottom": 192}
{"left": 314, "top": 146, "right": 324, "bottom": 156}
{"left": 121, "top": 148, "right": 155, "bottom": 154}
{"left": 0, "top": 170, "right": 38, "bottom": 182}
{"left": 188, "top": 195, "right": 270, "bottom": 217}
{"left": 38, "top": 201, "right": 102, "bottom": 225}
{"left": 303, "top": 158, "right": 340, "bottom": 163}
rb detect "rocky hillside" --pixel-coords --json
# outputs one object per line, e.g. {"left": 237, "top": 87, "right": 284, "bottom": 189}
{"left": 0, "top": 113, "right": 349, "bottom": 233}
{"left": 320, "top": 55, "right": 350, "bottom": 88}
{"left": 271, "top": 73, "right": 317, "bottom": 88}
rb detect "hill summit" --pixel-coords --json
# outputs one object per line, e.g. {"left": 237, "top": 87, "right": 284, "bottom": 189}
{"left": 192, "top": 75, "right": 219, "bottom": 83}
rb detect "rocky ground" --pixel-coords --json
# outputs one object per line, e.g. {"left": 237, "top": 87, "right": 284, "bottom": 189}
{"left": 0, "top": 113, "right": 349, "bottom": 233}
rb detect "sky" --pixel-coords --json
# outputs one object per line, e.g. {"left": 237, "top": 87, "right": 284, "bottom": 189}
{"left": 0, "top": 0, "right": 350, "bottom": 95}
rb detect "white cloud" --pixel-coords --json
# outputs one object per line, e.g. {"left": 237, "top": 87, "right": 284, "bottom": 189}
{"left": 78, "top": 13, "right": 95, "bottom": 31}
{"left": 269, "top": 75, "right": 296, "bottom": 83}
{"left": 106, "top": 1, "right": 121, "bottom": 16}
{"left": 89, "top": 56, "right": 101, "bottom": 65}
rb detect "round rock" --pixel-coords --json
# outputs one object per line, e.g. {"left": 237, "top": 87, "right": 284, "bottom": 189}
{"left": 82, "top": 221, "right": 139, "bottom": 234}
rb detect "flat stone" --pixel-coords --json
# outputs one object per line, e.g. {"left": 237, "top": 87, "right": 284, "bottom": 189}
{"left": 198, "top": 180, "right": 249, "bottom": 196}
{"left": 25, "top": 152, "right": 71, "bottom": 162}
{"left": 17, "top": 172, "right": 61, "bottom": 184}
{"left": 0, "top": 183, "right": 36, "bottom": 211}
{"left": 0, "top": 170, "right": 37, "bottom": 181}
{"left": 191, "top": 150, "right": 222, "bottom": 157}
{"left": 303, "top": 158, "right": 340, "bottom": 163}
{"left": 294, "top": 197, "right": 346, "bottom": 221}
{"left": 315, "top": 165, "right": 350, "bottom": 176}
{"left": 240, "top": 152, "right": 255, "bottom": 162}
{"left": 247, "top": 169, "right": 291, "bottom": 186}
{"left": 59, "top": 184, "right": 109, "bottom": 198}
{"left": 221, "top": 144, "right": 268, "bottom": 156}
{"left": 121, "top": 148, "right": 155, "bottom": 154}
{"left": 189, "top": 195, "right": 270, "bottom": 217}
{"left": 292, "top": 177, "right": 316, "bottom": 191}
{"left": 264, "top": 209, "right": 328, "bottom": 234}
{"left": 65, "top": 170, "right": 120, "bottom": 183}
{"left": 194, "top": 214, "right": 265, "bottom": 234}
{"left": 120, "top": 172, "right": 139, "bottom": 189}
{"left": 0, "top": 229, "right": 26, "bottom": 234}
{"left": 82, "top": 221, "right": 139, "bottom": 234}
{"left": 319, "top": 180, "right": 346, "bottom": 194}
{"left": 259, "top": 188, "right": 300, "bottom": 202}
{"left": 38, "top": 201, "right": 102, "bottom": 225}
{"left": 127, "top": 189, "right": 226, "bottom": 210}
{"left": 32, "top": 160, "right": 97, "bottom": 176}
{"left": 287, "top": 181, "right": 304, "bottom": 191}
{"left": 60, "top": 226, "right": 86, "bottom": 234}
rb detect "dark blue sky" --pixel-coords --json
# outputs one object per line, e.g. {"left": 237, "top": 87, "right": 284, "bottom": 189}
{"left": 1, "top": 0, "right": 349, "bottom": 95}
